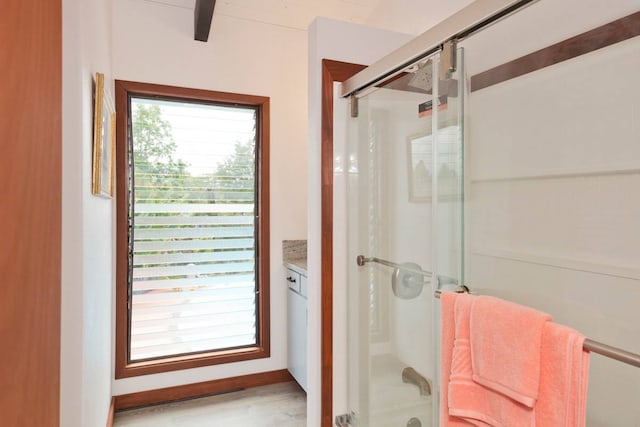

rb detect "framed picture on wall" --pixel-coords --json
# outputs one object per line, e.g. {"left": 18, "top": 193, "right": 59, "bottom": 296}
{"left": 92, "top": 72, "right": 116, "bottom": 198}
{"left": 407, "top": 133, "right": 432, "bottom": 202}
{"left": 407, "top": 127, "right": 462, "bottom": 203}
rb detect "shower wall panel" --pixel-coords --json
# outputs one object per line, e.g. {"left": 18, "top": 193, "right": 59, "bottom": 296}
{"left": 466, "top": 35, "right": 640, "bottom": 426}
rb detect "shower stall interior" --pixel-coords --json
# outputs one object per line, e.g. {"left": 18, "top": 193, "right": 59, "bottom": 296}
{"left": 344, "top": 48, "right": 466, "bottom": 427}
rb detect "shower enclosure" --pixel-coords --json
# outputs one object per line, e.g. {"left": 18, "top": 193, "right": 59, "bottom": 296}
{"left": 331, "top": 1, "right": 640, "bottom": 425}
{"left": 343, "top": 47, "right": 466, "bottom": 427}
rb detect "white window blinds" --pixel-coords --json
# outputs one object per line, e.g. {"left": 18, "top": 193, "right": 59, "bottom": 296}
{"left": 129, "top": 97, "right": 259, "bottom": 361}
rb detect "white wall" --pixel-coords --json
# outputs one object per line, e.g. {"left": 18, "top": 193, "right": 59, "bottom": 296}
{"left": 111, "top": 0, "right": 308, "bottom": 395}
{"left": 465, "top": 38, "right": 640, "bottom": 426}
{"left": 384, "top": 97, "right": 436, "bottom": 380}
{"left": 462, "top": 0, "right": 640, "bottom": 75}
{"left": 459, "top": 1, "right": 640, "bottom": 425}
{"left": 61, "top": 0, "right": 114, "bottom": 425}
{"left": 363, "top": 0, "right": 472, "bottom": 35}
{"left": 307, "top": 17, "right": 412, "bottom": 426}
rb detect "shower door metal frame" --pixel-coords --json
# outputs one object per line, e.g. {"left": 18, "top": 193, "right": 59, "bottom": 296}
{"left": 340, "top": 0, "right": 539, "bottom": 98}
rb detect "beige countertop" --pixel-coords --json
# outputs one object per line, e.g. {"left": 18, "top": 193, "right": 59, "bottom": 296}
{"left": 284, "top": 258, "right": 307, "bottom": 276}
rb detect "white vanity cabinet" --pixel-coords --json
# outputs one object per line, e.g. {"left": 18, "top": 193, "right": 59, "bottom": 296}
{"left": 286, "top": 268, "right": 307, "bottom": 391}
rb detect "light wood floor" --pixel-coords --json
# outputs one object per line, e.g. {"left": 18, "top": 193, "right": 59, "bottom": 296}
{"left": 114, "top": 381, "right": 307, "bottom": 426}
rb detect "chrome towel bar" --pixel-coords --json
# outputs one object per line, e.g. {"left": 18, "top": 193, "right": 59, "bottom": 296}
{"left": 355, "top": 256, "right": 640, "bottom": 368}
{"left": 356, "top": 255, "right": 432, "bottom": 277}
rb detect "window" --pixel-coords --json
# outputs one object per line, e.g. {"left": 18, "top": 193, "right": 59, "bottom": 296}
{"left": 115, "top": 81, "right": 270, "bottom": 378}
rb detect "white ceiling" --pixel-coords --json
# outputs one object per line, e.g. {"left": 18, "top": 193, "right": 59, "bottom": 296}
{"left": 144, "top": 0, "right": 473, "bottom": 35}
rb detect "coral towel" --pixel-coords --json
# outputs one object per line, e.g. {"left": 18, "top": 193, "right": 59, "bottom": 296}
{"left": 470, "top": 296, "right": 552, "bottom": 408}
{"left": 440, "top": 291, "right": 476, "bottom": 426}
{"left": 440, "top": 292, "right": 590, "bottom": 427}
{"left": 536, "top": 322, "right": 590, "bottom": 426}
{"left": 447, "top": 293, "right": 534, "bottom": 427}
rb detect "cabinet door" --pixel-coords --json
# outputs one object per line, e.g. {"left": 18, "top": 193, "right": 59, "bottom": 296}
{"left": 287, "top": 288, "right": 307, "bottom": 391}
{"left": 299, "top": 274, "right": 308, "bottom": 297}
{"left": 286, "top": 269, "right": 301, "bottom": 293}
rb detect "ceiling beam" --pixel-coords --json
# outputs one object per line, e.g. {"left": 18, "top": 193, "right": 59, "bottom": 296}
{"left": 194, "top": 0, "right": 216, "bottom": 42}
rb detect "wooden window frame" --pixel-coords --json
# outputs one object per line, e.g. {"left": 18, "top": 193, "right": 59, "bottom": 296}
{"left": 114, "top": 80, "right": 270, "bottom": 379}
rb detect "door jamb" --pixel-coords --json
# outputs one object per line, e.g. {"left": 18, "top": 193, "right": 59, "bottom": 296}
{"left": 320, "top": 59, "right": 366, "bottom": 427}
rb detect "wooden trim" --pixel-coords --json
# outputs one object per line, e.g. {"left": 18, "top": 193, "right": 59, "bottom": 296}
{"left": 113, "top": 369, "right": 293, "bottom": 411}
{"left": 471, "top": 11, "right": 640, "bottom": 92}
{"left": 320, "top": 59, "right": 366, "bottom": 427}
{"left": 114, "top": 80, "right": 270, "bottom": 378}
{"left": 107, "top": 398, "right": 115, "bottom": 427}
{"left": 114, "top": 79, "right": 130, "bottom": 381}
{"left": 0, "top": 1, "right": 61, "bottom": 425}
{"left": 114, "top": 80, "right": 270, "bottom": 106}
{"left": 257, "top": 89, "right": 271, "bottom": 367}
{"left": 116, "top": 346, "right": 271, "bottom": 378}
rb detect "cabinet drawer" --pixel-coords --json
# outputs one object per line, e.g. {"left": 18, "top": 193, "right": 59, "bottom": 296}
{"left": 286, "top": 269, "right": 301, "bottom": 293}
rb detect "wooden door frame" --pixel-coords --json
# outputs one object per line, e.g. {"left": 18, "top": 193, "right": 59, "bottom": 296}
{"left": 1, "top": 1, "right": 62, "bottom": 425}
{"left": 320, "top": 59, "right": 366, "bottom": 427}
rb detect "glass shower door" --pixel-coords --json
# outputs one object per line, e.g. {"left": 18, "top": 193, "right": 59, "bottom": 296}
{"left": 344, "top": 48, "right": 465, "bottom": 427}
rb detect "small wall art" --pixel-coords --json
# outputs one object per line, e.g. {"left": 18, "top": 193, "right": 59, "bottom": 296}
{"left": 406, "top": 132, "right": 432, "bottom": 202}
{"left": 92, "top": 72, "right": 116, "bottom": 197}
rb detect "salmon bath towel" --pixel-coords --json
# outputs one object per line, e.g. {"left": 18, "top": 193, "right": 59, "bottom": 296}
{"left": 440, "top": 291, "right": 477, "bottom": 426}
{"left": 535, "top": 322, "right": 590, "bottom": 426}
{"left": 470, "top": 296, "right": 552, "bottom": 408}
{"left": 447, "top": 293, "right": 535, "bottom": 427}
{"left": 440, "top": 292, "right": 590, "bottom": 427}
